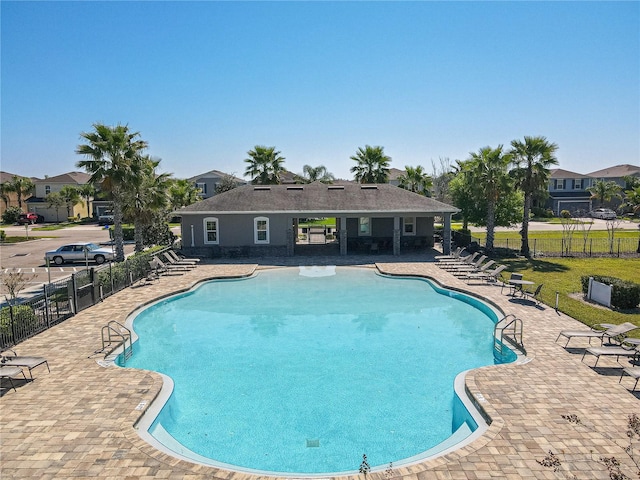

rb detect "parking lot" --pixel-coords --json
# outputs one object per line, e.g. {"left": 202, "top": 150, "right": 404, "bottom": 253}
{"left": 0, "top": 223, "right": 135, "bottom": 297}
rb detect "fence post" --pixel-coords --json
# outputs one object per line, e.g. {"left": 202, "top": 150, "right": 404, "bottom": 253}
{"left": 9, "top": 304, "right": 17, "bottom": 345}
{"left": 71, "top": 273, "right": 78, "bottom": 315}
{"left": 617, "top": 238, "right": 621, "bottom": 257}
{"left": 43, "top": 285, "right": 51, "bottom": 329}
{"left": 533, "top": 239, "right": 537, "bottom": 257}
{"left": 110, "top": 263, "right": 114, "bottom": 293}
{"left": 589, "top": 239, "right": 592, "bottom": 257}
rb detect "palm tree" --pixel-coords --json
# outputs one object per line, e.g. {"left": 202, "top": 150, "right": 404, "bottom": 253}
{"left": 244, "top": 146, "right": 285, "bottom": 185}
{"left": 45, "top": 192, "right": 65, "bottom": 223}
{"left": 59, "top": 185, "right": 83, "bottom": 219}
{"left": 0, "top": 182, "right": 11, "bottom": 210}
{"left": 168, "top": 179, "right": 201, "bottom": 210}
{"left": 397, "top": 165, "right": 433, "bottom": 195}
{"left": 467, "top": 146, "right": 512, "bottom": 252}
{"left": 78, "top": 184, "right": 95, "bottom": 219}
{"left": 298, "top": 165, "right": 335, "bottom": 184}
{"left": 350, "top": 145, "right": 391, "bottom": 184}
{"left": 123, "top": 155, "right": 171, "bottom": 253}
{"left": 76, "top": 123, "right": 148, "bottom": 262}
{"left": 509, "top": 136, "right": 559, "bottom": 258}
{"left": 586, "top": 180, "right": 622, "bottom": 208}
{"left": 5, "top": 176, "right": 35, "bottom": 210}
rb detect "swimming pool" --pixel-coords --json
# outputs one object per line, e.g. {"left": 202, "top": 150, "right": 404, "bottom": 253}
{"left": 123, "top": 266, "right": 515, "bottom": 475}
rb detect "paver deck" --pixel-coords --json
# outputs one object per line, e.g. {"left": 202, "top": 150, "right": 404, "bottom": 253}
{"left": 1, "top": 256, "right": 639, "bottom": 479}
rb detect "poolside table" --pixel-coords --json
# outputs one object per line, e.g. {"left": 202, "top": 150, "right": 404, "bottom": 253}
{"left": 507, "top": 279, "right": 535, "bottom": 297}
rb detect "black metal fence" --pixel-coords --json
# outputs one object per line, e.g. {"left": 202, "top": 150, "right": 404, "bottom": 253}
{"left": 0, "top": 247, "right": 170, "bottom": 350}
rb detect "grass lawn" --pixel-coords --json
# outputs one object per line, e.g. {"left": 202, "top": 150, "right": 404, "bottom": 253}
{"left": 298, "top": 218, "right": 337, "bottom": 228}
{"left": 472, "top": 230, "right": 638, "bottom": 240}
{"left": 498, "top": 256, "right": 640, "bottom": 335}
{"left": 1, "top": 235, "right": 57, "bottom": 243}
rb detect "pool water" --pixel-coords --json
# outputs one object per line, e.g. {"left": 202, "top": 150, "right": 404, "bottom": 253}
{"left": 124, "top": 267, "right": 514, "bottom": 474}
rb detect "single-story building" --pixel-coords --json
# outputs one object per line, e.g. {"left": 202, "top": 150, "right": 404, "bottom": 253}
{"left": 176, "top": 182, "right": 459, "bottom": 257}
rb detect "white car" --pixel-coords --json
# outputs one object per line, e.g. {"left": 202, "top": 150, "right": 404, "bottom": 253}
{"left": 589, "top": 208, "right": 617, "bottom": 220}
{"left": 44, "top": 242, "right": 115, "bottom": 265}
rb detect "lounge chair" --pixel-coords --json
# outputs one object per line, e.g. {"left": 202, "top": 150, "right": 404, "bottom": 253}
{"left": 453, "top": 258, "right": 494, "bottom": 277}
{"left": 437, "top": 248, "right": 469, "bottom": 264}
{"left": 522, "top": 284, "right": 543, "bottom": 305}
{"left": 555, "top": 322, "right": 638, "bottom": 348}
{"left": 0, "top": 365, "right": 28, "bottom": 391}
{"left": 149, "top": 257, "right": 186, "bottom": 276}
{"left": 464, "top": 264, "right": 506, "bottom": 284}
{"left": 162, "top": 252, "right": 196, "bottom": 268}
{"left": 435, "top": 247, "right": 463, "bottom": 260}
{"left": 0, "top": 350, "right": 50, "bottom": 379}
{"left": 168, "top": 250, "right": 200, "bottom": 263}
{"left": 581, "top": 342, "right": 639, "bottom": 367}
{"left": 441, "top": 252, "right": 479, "bottom": 270}
{"left": 620, "top": 367, "right": 640, "bottom": 391}
{"left": 450, "top": 255, "right": 487, "bottom": 273}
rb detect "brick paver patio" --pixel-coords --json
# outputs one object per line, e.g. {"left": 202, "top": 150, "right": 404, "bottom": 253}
{"left": 1, "top": 256, "right": 639, "bottom": 479}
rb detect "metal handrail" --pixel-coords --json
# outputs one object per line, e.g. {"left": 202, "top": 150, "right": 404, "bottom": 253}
{"left": 494, "top": 314, "right": 524, "bottom": 359}
{"left": 100, "top": 320, "right": 133, "bottom": 363}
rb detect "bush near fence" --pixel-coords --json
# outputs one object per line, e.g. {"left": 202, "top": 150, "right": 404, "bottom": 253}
{"left": 580, "top": 275, "right": 640, "bottom": 310}
{"left": 0, "top": 245, "right": 171, "bottom": 350}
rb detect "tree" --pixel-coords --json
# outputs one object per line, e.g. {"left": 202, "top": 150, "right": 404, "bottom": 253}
{"left": 244, "top": 146, "right": 285, "bottom": 185}
{"left": 45, "top": 192, "right": 65, "bottom": 223}
{"left": 430, "top": 157, "right": 455, "bottom": 204}
{"left": 297, "top": 165, "right": 335, "bottom": 184}
{"left": 466, "top": 146, "right": 512, "bottom": 252}
{"left": 168, "top": 179, "right": 201, "bottom": 210}
{"left": 509, "top": 136, "right": 559, "bottom": 258}
{"left": 350, "top": 145, "right": 391, "bottom": 184}
{"left": 4, "top": 176, "right": 34, "bottom": 210}
{"left": 0, "top": 182, "right": 11, "bottom": 210}
{"left": 78, "top": 184, "right": 95, "bottom": 219}
{"left": 214, "top": 174, "right": 242, "bottom": 194}
{"left": 586, "top": 180, "right": 622, "bottom": 208}
{"left": 621, "top": 186, "right": 640, "bottom": 216}
{"left": 123, "top": 155, "right": 171, "bottom": 253}
{"left": 59, "top": 185, "right": 83, "bottom": 219}
{"left": 449, "top": 161, "right": 478, "bottom": 231}
{"left": 397, "top": 165, "right": 433, "bottom": 196}
{"left": 76, "top": 123, "right": 148, "bottom": 262}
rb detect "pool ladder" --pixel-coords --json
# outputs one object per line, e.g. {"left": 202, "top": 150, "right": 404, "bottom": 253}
{"left": 100, "top": 320, "right": 133, "bottom": 364}
{"left": 493, "top": 314, "right": 524, "bottom": 360}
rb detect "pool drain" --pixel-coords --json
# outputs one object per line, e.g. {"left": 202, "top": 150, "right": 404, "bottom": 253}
{"left": 306, "top": 439, "right": 320, "bottom": 447}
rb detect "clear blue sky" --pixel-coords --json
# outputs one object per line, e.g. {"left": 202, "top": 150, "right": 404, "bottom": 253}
{"left": 2, "top": 1, "right": 638, "bottom": 181}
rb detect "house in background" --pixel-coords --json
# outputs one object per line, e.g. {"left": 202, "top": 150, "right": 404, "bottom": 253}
{"left": 546, "top": 168, "right": 594, "bottom": 215}
{"left": 26, "top": 171, "right": 93, "bottom": 222}
{"left": 585, "top": 164, "right": 640, "bottom": 210}
{"left": 0, "top": 171, "right": 38, "bottom": 215}
{"left": 188, "top": 170, "right": 246, "bottom": 199}
{"left": 176, "top": 182, "right": 458, "bottom": 258}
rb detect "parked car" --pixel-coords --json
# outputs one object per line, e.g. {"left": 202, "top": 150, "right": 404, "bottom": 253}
{"left": 589, "top": 208, "right": 617, "bottom": 220}
{"left": 98, "top": 214, "right": 114, "bottom": 226}
{"left": 17, "top": 212, "right": 45, "bottom": 224}
{"left": 44, "top": 242, "right": 115, "bottom": 265}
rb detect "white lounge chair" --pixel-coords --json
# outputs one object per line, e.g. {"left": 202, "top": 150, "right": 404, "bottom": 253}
{"left": 1, "top": 350, "right": 50, "bottom": 379}
{"left": 556, "top": 322, "right": 638, "bottom": 348}
{"left": 0, "top": 365, "right": 28, "bottom": 391}
{"left": 620, "top": 367, "right": 640, "bottom": 391}
{"left": 162, "top": 252, "right": 196, "bottom": 268}
{"left": 582, "top": 343, "right": 639, "bottom": 367}
{"left": 464, "top": 264, "right": 506, "bottom": 284}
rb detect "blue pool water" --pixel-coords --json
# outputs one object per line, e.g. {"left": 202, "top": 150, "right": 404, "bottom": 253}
{"left": 123, "top": 266, "right": 514, "bottom": 475}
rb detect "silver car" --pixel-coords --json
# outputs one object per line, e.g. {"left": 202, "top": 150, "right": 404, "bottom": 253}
{"left": 44, "top": 242, "right": 114, "bottom": 265}
{"left": 589, "top": 208, "right": 617, "bottom": 220}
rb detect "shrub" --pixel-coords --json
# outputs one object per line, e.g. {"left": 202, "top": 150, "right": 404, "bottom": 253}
{"left": 581, "top": 275, "right": 640, "bottom": 310}
{"left": 2, "top": 206, "right": 22, "bottom": 225}
{"left": 0, "top": 304, "right": 38, "bottom": 337}
{"left": 453, "top": 228, "right": 473, "bottom": 247}
{"left": 0, "top": 230, "right": 5, "bottom": 242}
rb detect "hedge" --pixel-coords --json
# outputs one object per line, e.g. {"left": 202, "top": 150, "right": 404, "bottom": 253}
{"left": 580, "top": 275, "right": 640, "bottom": 310}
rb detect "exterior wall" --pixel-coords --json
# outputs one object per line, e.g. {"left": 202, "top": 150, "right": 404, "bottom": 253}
{"left": 192, "top": 176, "right": 221, "bottom": 199}
{"left": 29, "top": 201, "right": 88, "bottom": 222}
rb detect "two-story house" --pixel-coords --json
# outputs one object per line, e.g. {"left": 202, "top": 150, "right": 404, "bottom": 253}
{"left": 547, "top": 168, "right": 593, "bottom": 215}
{"left": 586, "top": 164, "right": 640, "bottom": 209}
{"left": 0, "top": 171, "right": 38, "bottom": 215}
{"left": 188, "top": 170, "right": 246, "bottom": 200}
{"left": 26, "top": 171, "right": 93, "bottom": 222}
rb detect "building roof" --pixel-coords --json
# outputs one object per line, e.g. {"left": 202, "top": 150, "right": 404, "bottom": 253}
{"left": 187, "top": 170, "right": 245, "bottom": 183}
{"left": 36, "top": 171, "right": 92, "bottom": 184}
{"left": 549, "top": 168, "right": 591, "bottom": 179}
{"left": 177, "top": 182, "right": 459, "bottom": 215}
{"left": 586, "top": 164, "right": 640, "bottom": 178}
{"left": 0, "top": 171, "right": 39, "bottom": 183}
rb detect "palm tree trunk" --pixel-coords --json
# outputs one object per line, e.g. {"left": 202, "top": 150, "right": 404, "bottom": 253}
{"left": 521, "top": 194, "right": 532, "bottom": 257}
{"left": 486, "top": 201, "right": 496, "bottom": 252}
{"left": 134, "top": 219, "right": 144, "bottom": 253}
{"left": 112, "top": 191, "right": 125, "bottom": 262}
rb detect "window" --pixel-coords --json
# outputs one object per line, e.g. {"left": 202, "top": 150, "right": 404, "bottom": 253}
{"left": 403, "top": 217, "right": 415, "bottom": 235}
{"left": 555, "top": 179, "right": 564, "bottom": 190}
{"left": 45, "top": 185, "right": 51, "bottom": 195}
{"left": 254, "top": 216, "right": 269, "bottom": 244}
{"left": 574, "top": 179, "right": 582, "bottom": 190}
{"left": 203, "top": 217, "right": 219, "bottom": 244}
{"left": 358, "top": 217, "right": 370, "bottom": 236}
{"left": 196, "top": 183, "right": 206, "bottom": 195}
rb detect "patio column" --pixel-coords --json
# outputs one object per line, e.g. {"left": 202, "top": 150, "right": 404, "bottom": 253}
{"left": 393, "top": 216, "right": 401, "bottom": 255}
{"left": 286, "top": 218, "right": 294, "bottom": 256}
{"left": 339, "top": 216, "right": 347, "bottom": 255}
{"left": 443, "top": 214, "right": 452, "bottom": 255}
